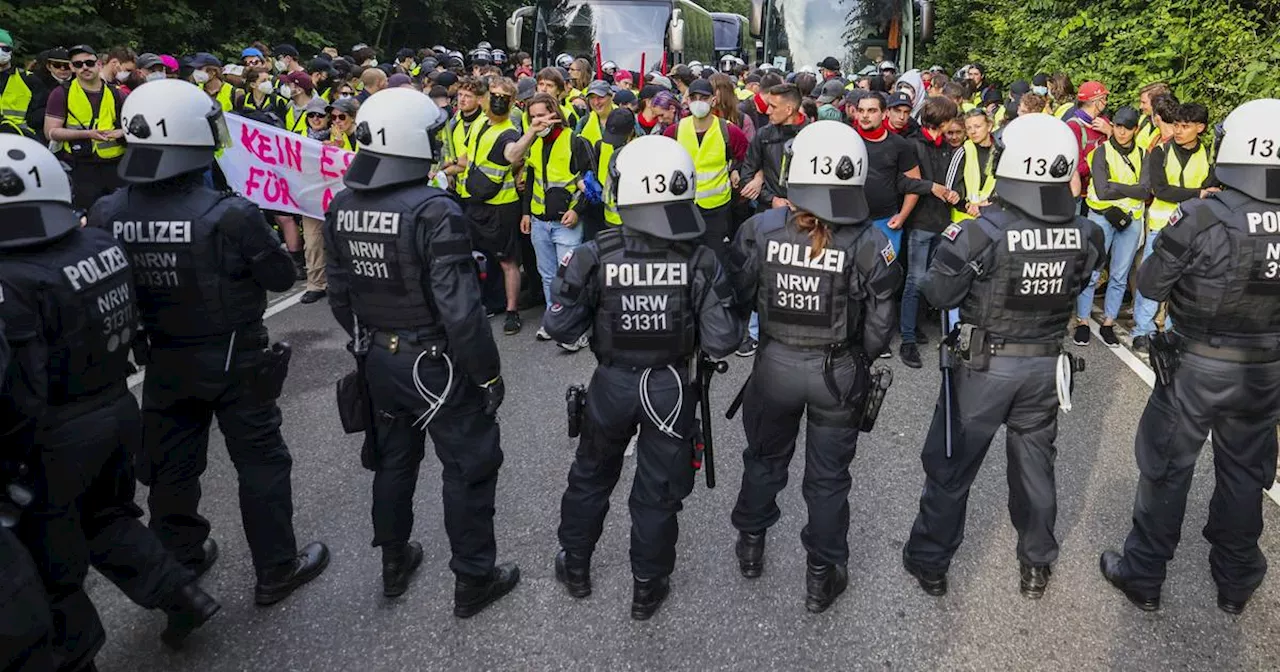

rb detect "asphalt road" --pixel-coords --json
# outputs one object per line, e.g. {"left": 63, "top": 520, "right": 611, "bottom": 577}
{"left": 87, "top": 291, "right": 1280, "bottom": 672}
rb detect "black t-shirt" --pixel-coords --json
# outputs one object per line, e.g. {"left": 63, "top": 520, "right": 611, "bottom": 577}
{"left": 864, "top": 133, "right": 918, "bottom": 220}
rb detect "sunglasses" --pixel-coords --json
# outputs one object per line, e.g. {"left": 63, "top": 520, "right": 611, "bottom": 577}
{"left": 48, "top": 60, "right": 71, "bottom": 69}
{"left": 71, "top": 59, "right": 97, "bottom": 69}
{"left": 306, "top": 112, "right": 326, "bottom": 119}
{"left": 245, "top": 59, "right": 263, "bottom": 66}
{"left": 0, "top": 45, "right": 11, "bottom": 54}
{"left": 338, "top": 90, "right": 354, "bottom": 96}
{"left": 330, "top": 113, "right": 349, "bottom": 121}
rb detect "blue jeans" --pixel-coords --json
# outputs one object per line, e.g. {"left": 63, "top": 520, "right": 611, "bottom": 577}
{"left": 1076, "top": 210, "right": 1142, "bottom": 322}
{"left": 748, "top": 311, "right": 759, "bottom": 341}
{"left": 872, "top": 216, "right": 903, "bottom": 257}
{"left": 900, "top": 229, "right": 938, "bottom": 343}
{"left": 531, "top": 215, "right": 584, "bottom": 309}
{"left": 1131, "top": 228, "right": 1171, "bottom": 338}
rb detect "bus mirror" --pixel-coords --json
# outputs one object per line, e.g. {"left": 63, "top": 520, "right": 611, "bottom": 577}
{"left": 669, "top": 9, "right": 685, "bottom": 53}
{"left": 921, "top": 1, "right": 935, "bottom": 42}
{"left": 507, "top": 6, "right": 534, "bottom": 51}
{"left": 749, "top": 0, "right": 763, "bottom": 37}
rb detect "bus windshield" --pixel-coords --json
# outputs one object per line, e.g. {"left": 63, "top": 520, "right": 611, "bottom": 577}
{"left": 766, "top": 0, "right": 893, "bottom": 73}
{"left": 537, "top": 0, "right": 672, "bottom": 74}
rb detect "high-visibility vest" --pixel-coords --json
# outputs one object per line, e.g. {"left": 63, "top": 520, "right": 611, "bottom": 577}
{"left": 285, "top": 104, "right": 309, "bottom": 134}
{"left": 210, "top": 81, "right": 235, "bottom": 112}
{"left": 675, "top": 116, "right": 731, "bottom": 210}
{"left": 1085, "top": 140, "right": 1145, "bottom": 217}
{"left": 560, "top": 101, "right": 579, "bottom": 129}
{"left": 1053, "top": 102, "right": 1074, "bottom": 119}
{"left": 597, "top": 139, "right": 622, "bottom": 226}
{"left": 735, "top": 86, "right": 752, "bottom": 100}
{"left": 0, "top": 70, "right": 34, "bottom": 135}
{"left": 241, "top": 92, "right": 284, "bottom": 113}
{"left": 464, "top": 118, "right": 519, "bottom": 205}
{"left": 578, "top": 109, "right": 605, "bottom": 145}
{"left": 448, "top": 112, "right": 482, "bottom": 197}
{"left": 952, "top": 140, "right": 996, "bottom": 223}
{"left": 1136, "top": 114, "right": 1160, "bottom": 153}
{"left": 526, "top": 129, "right": 579, "bottom": 217}
{"left": 1148, "top": 143, "right": 1210, "bottom": 232}
{"left": 62, "top": 81, "right": 124, "bottom": 159}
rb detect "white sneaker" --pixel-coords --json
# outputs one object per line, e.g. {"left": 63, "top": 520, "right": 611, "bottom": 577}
{"left": 558, "top": 333, "right": 590, "bottom": 352}
{"left": 536, "top": 327, "right": 552, "bottom": 341}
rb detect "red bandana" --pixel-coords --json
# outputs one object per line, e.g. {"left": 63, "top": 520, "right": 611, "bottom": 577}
{"left": 922, "top": 127, "right": 944, "bottom": 147}
{"left": 855, "top": 121, "right": 888, "bottom": 142}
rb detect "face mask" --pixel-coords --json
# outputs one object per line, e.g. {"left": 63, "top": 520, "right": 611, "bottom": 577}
{"left": 489, "top": 96, "right": 511, "bottom": 116}
{"left": 1032, "top": 85, "right": 1048, "bottom": 96}
{"left": 274, "top": 59, "right": 287, "bottom": 73}
{"left": 115, "top": 70, "right": 131, "bottom": 82}
{"left": 146, "top": 71, "right": 166, "bottom": 82}
{"left": 257, "top": 81, "right": 274, "bottom": 95}
{"left": 278, "top": 84, "right": 293, "bottom": 99}
{"left": 192, "top": 70, "right": 210, "bottom": 84}
{"left": 689, "top": 100, "right": 711, "bottom": 119}
{"left": 536, "top": 127, "right": 552, "bottom": 138}
{"left": 0, "top": 51, "right": 12, "bottom": 66}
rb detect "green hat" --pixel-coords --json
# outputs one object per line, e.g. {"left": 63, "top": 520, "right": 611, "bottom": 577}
{"left": 0, "top": 29, "right": 14, "bottom": 46}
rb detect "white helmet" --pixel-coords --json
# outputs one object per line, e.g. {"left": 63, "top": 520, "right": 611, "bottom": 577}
{"left": 879, "top": 60, "right": 898, "bottom": 72}
{"left": 118, "top": 78, "right": 231, "bottom": 183}
{"left": 346, "top": 88, "right": 447, "bottom": 190}
{"left": 556, "top": 53, "right": 574, "bottom": 69}
{"left": 611, "top": 135, "right": 704, "bottom": 240}
{"left": 785, "top": 120, "right": 870, "bottom": 225}
{"left": 1215, "top": 98, "right": 1280, "bottom": 204}
{"left": 0, "top": 135, "right": 78, "bottom": 249}
{"left": 994, "top": 113, "right": 1078, "bottom": 222}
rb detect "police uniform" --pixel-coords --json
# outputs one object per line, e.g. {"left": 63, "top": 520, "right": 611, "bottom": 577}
{"left": 89, "top": 79, "right": 328, "bottom": 605}
{"left": 547, "top": 135, "right": 742, "bottom": 620}
{"left": 727, "top": 121, "right": 901, "bottom": 613}
{"left": 324, "top": 87, "right": 519, "bottom": 614}
{"left": 1101, "top": 99, "right": 1280, "bottom": 615}
{"left": 0, "top": 135, "right": 218, "bottom": 668}
{"left": 903, "top": 114, "right": 1104, "bottom": 599}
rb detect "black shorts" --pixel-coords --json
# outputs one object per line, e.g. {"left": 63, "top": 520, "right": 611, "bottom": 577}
{"left": 466, "top": 201, "right": 522, "bottom": 261}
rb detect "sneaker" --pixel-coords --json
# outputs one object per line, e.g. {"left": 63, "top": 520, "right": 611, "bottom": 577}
{"left": 1099, "top": 324, "right": 1120, "bottom": 349}
{"left": 558, "top": 333, "right": 589, "bottom": 352}
{"left": 1132, "top": 335, "right": 1150, "bottom": 354}
{"left": 879, "top": 349, "right": 893, "bottom": 359}
{"left": 503, "top": 311, "right": 522, "bottom": 335}
{"left": 1072, "top": 324, "right": 1091, "bottom": 346}
{"left": 535, "top": 327, "right": 552, "bottom": 341}
{"left": 899, "top": 342, "right": 923, "bottom": 369}
{"left": 736, "top": 338, "right": 758, "bottom": 357}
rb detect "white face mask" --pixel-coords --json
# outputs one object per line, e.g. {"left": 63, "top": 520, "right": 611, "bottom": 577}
{"left": 278, "top": 84, "right": 293, "bottom": 99}
{"left": 257, "top": 81, "right": 274, "bottom": 95}
{"left": 0, "top": 51, "right": 12, "bottom": 66}
{"left": 146, "top": 71, "right": 166, "bottom": 82}
{"left": 536, "top": 127, "right": 552, "bottom": 138}
{"left": 192, "top": 70, "right": 210, "bottom": 84}
{"left": 689, "top": 100, "right": 712, "bottom": 119}
{"left": 274, "top": 59, "right": 287, "bottom": 73}
{"left": 115, "top": 70, "right": 131, "bottom": 82}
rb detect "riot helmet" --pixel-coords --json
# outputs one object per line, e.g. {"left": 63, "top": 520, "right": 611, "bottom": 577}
{"left": 118, "top": 78, "right": 232, "bottom": 184}
{"left": 784, "top": 120, "right": 870, "bottom": 225}
{"left": 0, "top": 135, "right": 79, "bottom": 249}
{"left": 1215, "top": 98, "right": 1280, "bottom": 204}
{"left": 345, "top": 88, "right": 447, "bottom": 190}
{"left": 993, "top": 113, "right": 1078, "bottom": 223}
{"left": 610, "top": 135, "right": 704, "bottom": 240}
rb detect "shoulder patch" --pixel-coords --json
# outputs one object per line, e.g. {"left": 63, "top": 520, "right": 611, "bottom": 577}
{"left": 941, "top": 223, "right": 963, "bottom": 242}
{"left": 880, "top": 241, "right": 897, "bottom": 265}
{"left": 1167, "top": 205, "right": 1183, "bottom": 227}
{"left": 549, "top": 302, "right": 564, "bottom": 313}
{"left": 560, "top": 249, "right": 574, "bottom": 267}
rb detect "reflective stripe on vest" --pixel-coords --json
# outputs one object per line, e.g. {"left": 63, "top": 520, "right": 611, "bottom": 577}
{"left": 1085, "top": 141, "right": 1144, "bottom": 216}
{"left": 286, "top": 105, "right": 308, "bottom": 134}
{"left": 527, "top": 130, "right": 579, "bottom": 217}
{"left": 450, "top": 114, "right": 481, "bottom": 198}
{"left": 579, "top": 110, "right": 604, "bottom": 145}
{"left": 1148, "top": 144, "right": 1210, "bottom": 232}
{"left": 0, "top": 70, "right": 34, "bottom": 131}
{"left": 63, "top": 81, "right": 124, "bottom": 159}
{"left": 598, "top": 140, "right": 622, "bottom": 226}
{"left": 952, "top": 140, "right": 996, "bottom": 223}
{"left": 466, "top": 118, "right": 519, "bottom": 205}
{"left": 675, "top": 116, "right": 731, "bottom": 209}
{"left": 212, "top": 82, "right": 235, "bottom": 112}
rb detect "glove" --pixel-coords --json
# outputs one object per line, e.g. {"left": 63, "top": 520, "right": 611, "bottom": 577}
{"left": 480, "top": 376, "right": 505, "bottom": 417}
{"left": 582, "top": 171, "right": 604, "bottom": 204}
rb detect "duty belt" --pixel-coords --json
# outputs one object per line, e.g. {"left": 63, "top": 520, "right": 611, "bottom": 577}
{"left": 597, "top": 355, "right": 691, "bottom": 372}
{"left": 985, "top": 340, "right": 1062, "bottom": 358}
{"left": 370, "top": 329, "right": 445, "bottom": 353}
{"left": 41, "top": 382, "right": 129, "bottom": 425}
{"left": 1181, "top": 339, "right": 1280, "bottom": 364}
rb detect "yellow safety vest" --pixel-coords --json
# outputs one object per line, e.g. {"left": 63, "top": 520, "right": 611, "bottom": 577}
{"left": 210, "top": 82, "right": 235, "bottom": 112}
{"left": 560, "top": 101, "right": 579, "bottom": 129}
{"left": 1053, "top": 102, "right": 1074, "bottom": 119}
{"left": 597, "top": 139, "right": 622, "bottom": 226}
{"left": 285, "top": 104, "right": 309, "bottom": 134}
{"left": 0, "top": 70, "right": 34, "bottom": 134}
{"left": 578, "top": 109, "right": 605, "bottom": 145}
{"left": 449, "top": 112, "right": 482, "bottom": 198}
{"left": 735, "top": 86, "right": 752, "bottom": 100}
{"left": 63, "top": 81, "right": 124, "bottom": 159}
{"left": 1085, "top": 140, "right": 1145, "bottom": 217}
{"left": 464, "top": 118, "right": 519, "bottom": 205}
{"left": 526, "top": 129, "right": 579, "bottom": 217}
{"left": 1148, "top": 144, "right": 1210, "bottom": 232}
{"left": 241, "top": 92, "right": 282, "bottom": 113}
{"left": 1136, "top": 115, "right": 1160, "bottom": 153}
{"left": 952, "top": 140, "right": 996, "bottom": 223}
{"left": 675, "top": 116, "right": 731, "bottom": 210}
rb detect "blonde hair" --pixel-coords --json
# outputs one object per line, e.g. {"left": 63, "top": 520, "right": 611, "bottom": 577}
{"left": 793, "top": 211, "right": 832, "bottom": 258}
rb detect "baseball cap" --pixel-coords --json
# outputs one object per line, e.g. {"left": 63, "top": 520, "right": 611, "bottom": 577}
{"left": 638, "top": 85, "right": 663, "bottom": 101}
{"left": 387, "top": 73, "right": 413, "bottom": 88}
{"left": 136, "top": 53, "right": 164, "bottom": 70}
{"left": 614, "top": 69, "right": 633, "bottom": 83}
{"left": 818, "top": 56, "right": 841, "bottom": 72}
{"left": 1078, "top": 81, "right": 1109, "bottom": 101}
{"left": 980, "top": 88, "right": 1002, "bottom": 106}
{"left": 428, "top": 85, "right": 450, "bottom": 100}
{"left": 687, "top": 78, "right": 714, "bottom": 97}
{"left": 816, "top": 79, "right": 845, "bottom": 104}
{"left": 68, "top": 45, "right": 96, "bottom": 59}
{"left": 190, "top": 52, "right": 222, "bottom": 68}
{"left": 586, "top": 79, "right": 612, "bottom": 98}
{"left": 273, "top": 44, "right": 300, "bottom": 59}
{"left": 886, "top": 92, "right": 913, "bottom": 109}
{"left": 647, "top": 73, "right": 673, "bottom": 90}
{"left": 241, "top": 47, "right": 264, "bottom": 59}
{"left": 159, "top": 55, "right": 179, "bottom": 72}
{"left": 280, "top": 71, "right": 315, "bottom": 94}
{"left": 435, "top": 71, "right": 458, "bottom": 87}
{"left": 0, "top": 29, "right": 12, "bottom": 46}
{"left": 395, "top": 48, "right": 415, "bottom": 60}
{"left": 328, "top": 97, "right": 360, "bottom": 116}
{"left": 1010, "top": 80, "right": 1030, "bottom": 96}
{"left": 612, "top": 89, "right": 637, "bottom": 107}
{"left": 303, "top": 97, "right": 328, "bottom": 115}
{"left": 744, "top": 73, "right": 762, "bottom": 85}
{"left": 603, "top": 108, "right": 636, "bottom": 145}
{"left": 516, "top": 77, "right": 536, "bottom": 101}
{"left": 1112, "top": 105, "right": 1140, "bottom": 128}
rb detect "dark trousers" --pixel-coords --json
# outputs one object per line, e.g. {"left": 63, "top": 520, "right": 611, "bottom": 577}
{"left": 731, "top": 341, "right": 864, "bottom": 566}
{"left": 16, "top": 392, "right": 193, "bottom": 671}
{"left": 68, "top": 160, "right": 123, "bottom": 212}
{"left": 0, "top": 527, "right": 54, "bottom": 672}
{"left": 1120, "top": 352, "right": 1280, "bottom": 600}
{"left": 698, "top": 204, "right": 731, "bottom": 267}
{"left": 904, "top": 356, "right": 1061, "bottom": 573}
{"left": 140, "top": 341, "right": 298, "bottom": 573}
{"left": 558, "top": 363, "right": 698, "bottom": 579}
{"left": 364, "top": 337, "right": 504, "bottom": 579}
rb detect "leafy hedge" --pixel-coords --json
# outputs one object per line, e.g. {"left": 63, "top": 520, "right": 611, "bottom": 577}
{"left": 920, "top": 0, "right": 1280, "bottom": 120}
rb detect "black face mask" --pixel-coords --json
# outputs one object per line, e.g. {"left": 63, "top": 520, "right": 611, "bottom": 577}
{"left": 489, "top": 95, "right": 511, "bottom": 116}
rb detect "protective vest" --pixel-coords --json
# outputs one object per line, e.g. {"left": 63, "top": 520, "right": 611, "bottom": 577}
{"left": 1166, "top": 191, "right": 1280, "bottom": 341}
{"left": 285, "top": 104, "right": 309, "bottom": 134}
{"left": 1136, "top": 115, "right": 1160, "bottom": 152}
{"left": 578, "top": 109, "right": 605, "bottom": 145}
{"left": 62, "top": 81, "right": 124, "bottom": 159}
{"left": 526, "top": 129, "right": 579, "bottom": 217}
{"left": 754, "top": 208, "right": 859, "bottom": 348}
{"left": 1148, "top": 143, "right": 1210, "bottom": 232}
{"left": 241, "top": 92, "right": 283, "bottom": 113}
{"left": 676, "top": 117, "right": 731, "bottom": 210}
{"left": 448, "top": 112, "right": 482, "bottom": 198}
{"left": 102, "top": 187, "right": 267, "bottom": 338}
{"left": 1053, "top": 102, "right": 1074, "bottom": 118}
{"left": 735, "top": 86, "right": 752, "bottom": 100}
{"left": 463, "top": 118, "right": 519, "bottom": 205}
{"left": 952, "top": 140, "right": 996, "bottom": 223}
{"left": 0, "top": 70, "right": 34, "bottom": 135}
{"left": 590, "top": 228, "right": 699, "bottom": 367}
{"left": 1085, "top": 140, "right": 1145, "bottom": 216}
{"left": 0, "top": 228, "right": 136, "bottom": 405}
{"left": 210, "top": 81, "right": 235, "bottom": 112}
{"left": 327, "top": 184, "right": 447, "bottom": 331}
{"left": 560, "top": 101, "right": 579, "bottom": 129}
{"left": 597, "top": 139, "right": 622, "bottom": 226}
{"left": 960, "top": 208, "right": 1091, "bottom": 342}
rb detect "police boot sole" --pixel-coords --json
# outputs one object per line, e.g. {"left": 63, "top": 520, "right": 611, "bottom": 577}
{"left": 454, "top": 565, "right": 521, "bottom": 618}
{"left": 160, "top": 602, "right": 221, "bottom": 649}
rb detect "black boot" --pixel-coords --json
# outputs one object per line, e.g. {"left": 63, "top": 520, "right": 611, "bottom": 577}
{"left": 1218, "top": 592, "right": 1249, "bottom": 615}
{"left": 160, "top": 582, "right": 220, "bottom": 649}
{"left": 804, "top": 561, "right": 848, "bottom": 613}
{"left": 554, "top": 549, "right": 592, "bottom": 598}
{"left": 184, "top": 538, "right": 218, "bottom": 578}
{"left": 255, "top": 542, "right": 330, "bottom": 606}
{"left": 630, "top": 576, "right": 670, "bottom": 621}
{"left": 902, "top": 548, "right": 947, "bottom": 596}
{"left": 1099, "top": 550, "right": 1160, "bottom": 611}
{"left": 735, "top": 531, "right": 766, "bottom": 579}
{"left": 382, "top": 541, "right": 424, "bottom": 598}
{"left": 290, "top": 250, "right": 307, "bottom": 281}
{"left": 454, "top": 563, "right": 520, "bottom": 618}
{"left": 1019, "top": 563, "right": 1052, "bottom": 599}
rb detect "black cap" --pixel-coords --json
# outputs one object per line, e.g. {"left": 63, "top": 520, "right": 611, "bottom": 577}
{"left": 612, "top": 89, "right": 637, "bottom": 107}
{"left": 429, "top": 85, "right": 450, "bottom": 99}
{"left": 744, "top": 73, "right": 762, "bottom": 85}
{"left": 1010, "top": 80, "right": 1030, "bottom": 95}
{"left": 981, "top": 88, "right": 1002, "bottom": 105}
{"left": 68, "top": 45, "right": 96, "bottom": 58}
{"left": 687, "top": 78, "right": 714, "bottom": 97}
{"left": 1112, "top": 105, "right": 1141, "bottom": 128}
{"left": 886, "top": 92, "right": 912, "bottom": 109}
{"left": 639, "top": 84, "right": 663, "bottom": 101}
{"left": 1032, "top": 73, "right": 1049, "bottom": 87}
{"left": 818, "top": 56, "right": 841, "bottom": 71}
{"left": 395, "top": 48, "right": 415, "bottom": 60}
{"left": 273, "top": 44, "right": 300, "bottom": 59}
{"left": 603, "top": 108, "right": 636, "bottom": 145}
{"left": 435, "top": 71, "right": 458, "bottom": 87}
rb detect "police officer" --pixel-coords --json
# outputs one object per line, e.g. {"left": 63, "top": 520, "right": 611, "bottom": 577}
{"left": 88, "top": 79, "right": 329, "bottom": 605}
{"left": 1100, "top": 99, "right": 1280, "bottom": 615}
{"left": 1, "top": 135, "right": 220, "bottom": 669}
{"left": 901, "top": 114, "right": 1104, "bottom": 600}
{"left": 324, "top": 88, "right": 519, "bottom": 614}
{"left": 728, "top": 121, "right": 901, "bottom": 613}
{"left": 547, "top": 135, "right": 742, "bottom": 620}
